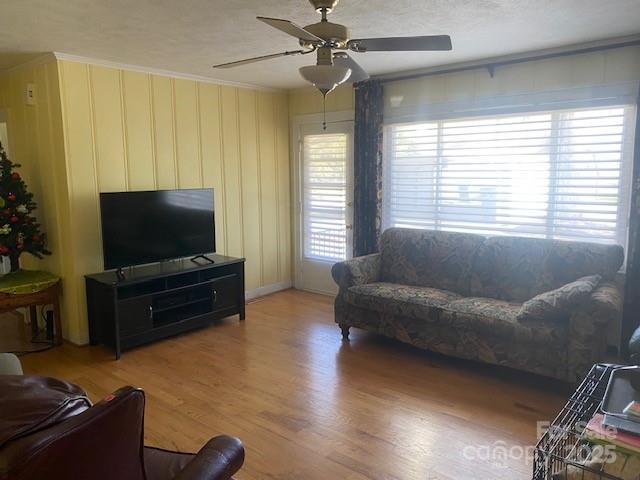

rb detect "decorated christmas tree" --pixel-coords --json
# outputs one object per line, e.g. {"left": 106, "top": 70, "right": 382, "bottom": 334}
{"left": 0, "top": 142, "right": 50, "bottom": 272}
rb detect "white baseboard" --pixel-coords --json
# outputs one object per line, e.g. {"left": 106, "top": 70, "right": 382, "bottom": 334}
{"left": 245, "top": 280, "right": 292, "bottom": 301}
{"left": 294, "top": 285, "right": 336, "bottom": 296}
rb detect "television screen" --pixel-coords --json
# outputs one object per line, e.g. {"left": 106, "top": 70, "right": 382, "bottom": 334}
{"left": 100, "top": 188, "right": 215, "bottom": 269}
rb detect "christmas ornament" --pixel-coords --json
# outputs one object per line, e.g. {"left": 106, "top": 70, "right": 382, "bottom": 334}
{"left": 7, "top": 193, "right": 16, "bottom": 201}
{"left": 16, "top": 204, "right": 27, "bottom": 213}
{"left": 0, "top": 246, "right": 7, "bottom": 255}
{"left": 9, "top": 215, "right": 18, "bottom": 223}
{"left": 0, "top": 224, "right": 10, "bottom": 235}
{"left": 11, "top": 172, "right": 20, "bottom": 180}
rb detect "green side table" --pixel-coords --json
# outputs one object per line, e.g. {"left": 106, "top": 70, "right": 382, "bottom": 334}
{"left": 0, "top": 270, "right": 62, "bottom": 345}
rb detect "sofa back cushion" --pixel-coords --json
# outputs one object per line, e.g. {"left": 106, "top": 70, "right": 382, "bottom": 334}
{"left": 380, "top": 228, "right": 485, "bottom": 295}
{"left": 469, "top": 236, "right": 624, "bottom": 302}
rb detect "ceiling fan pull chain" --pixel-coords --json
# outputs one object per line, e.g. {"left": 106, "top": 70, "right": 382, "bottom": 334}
{"left": 322, "top": 94, "right": 327, "bottom": 130}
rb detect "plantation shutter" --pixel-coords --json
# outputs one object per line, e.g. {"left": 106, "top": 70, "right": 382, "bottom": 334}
{"left": 383, "top": 105, "right": 636, "bottom": 246}
{"left": 303, "top": 133, "right": 349, "bottom": 261}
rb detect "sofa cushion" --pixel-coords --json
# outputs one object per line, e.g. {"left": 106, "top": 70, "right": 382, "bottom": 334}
{"left": 517, "top": 275, "right": 601, "bottom": 322}
{"left": 441, "top": 297, "right": 567, "bottom": 345}
{"left": 379, "top": 228, "right": 485, "bottom": 295}
{"left": 345, "top": 284, "right": 566, "bottom": 347}
{"left": 469, "top": 236, "right": 623, "bottom": 302}
{"left": 345, "top": 282, "right": 462, "bottom": 319}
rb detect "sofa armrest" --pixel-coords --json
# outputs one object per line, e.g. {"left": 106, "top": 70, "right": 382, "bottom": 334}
{"left": 567, "top": 281, "right": 623, "bottom": 383}
{"left": 0, "top": 353, "right": 23, "bottom": 375}
{"left": 331, "top": 253, "right": 381, "bottom": 290}
{"left": 588, "top": 281, "right": 624, "bottom": 321}
{"left": 174, "top": 435, "right": 244, "bottom": 480}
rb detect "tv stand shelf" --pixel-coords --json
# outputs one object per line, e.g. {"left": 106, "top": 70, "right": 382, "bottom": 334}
{"left": 85, "top": 254, "right": 245, "bottom": 359}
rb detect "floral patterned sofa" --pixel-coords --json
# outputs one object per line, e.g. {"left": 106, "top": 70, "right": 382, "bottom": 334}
{"left": 331, "top": 228, "right": 624, "bottom": 383}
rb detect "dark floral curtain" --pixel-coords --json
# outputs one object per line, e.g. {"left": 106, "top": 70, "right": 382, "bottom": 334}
{"left": 353, "top": 80, "right": 384, "bottom": 257}
{"left": 622, "top": 101, "right": 640, "bottom": 358}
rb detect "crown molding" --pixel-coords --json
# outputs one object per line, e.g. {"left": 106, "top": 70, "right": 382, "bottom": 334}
{"left": 51, "top": 52, "right": 283, "bottom": 92}
{"left": 0, "top": 52, "right": 58, "bottom": 75}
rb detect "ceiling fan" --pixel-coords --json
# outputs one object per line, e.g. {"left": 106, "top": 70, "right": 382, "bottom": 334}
{"left": 213, "top": 0, "right": 452, "bottom": 97}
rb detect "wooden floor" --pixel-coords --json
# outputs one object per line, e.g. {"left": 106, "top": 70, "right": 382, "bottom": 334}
{"left": 18, "top": 289, "right": 567, "bottom": 480}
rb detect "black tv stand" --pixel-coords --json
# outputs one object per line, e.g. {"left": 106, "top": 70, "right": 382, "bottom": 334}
{"left": 85, "top": 254, "right": 245, "bottom": 359}
{"left": 191, "top": 254, "right": 215, "bottom": 265}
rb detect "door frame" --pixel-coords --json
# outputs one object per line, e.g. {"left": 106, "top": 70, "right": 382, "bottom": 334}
{"left": 0, "top": 109, "right": 10, "bottom": 157}
{"left": 291, "top": 110, "right": 354, "bottom": 294}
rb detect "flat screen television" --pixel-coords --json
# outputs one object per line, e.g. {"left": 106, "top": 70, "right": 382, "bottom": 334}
{"left": 100, "top": 188, "right": 215, "bottom": 270}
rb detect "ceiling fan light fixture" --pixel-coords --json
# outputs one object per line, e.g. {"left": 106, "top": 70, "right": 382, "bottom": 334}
{"left": 299, "top": 65, "right": 351, "bottom": 96}
{"left": 308, "top": 0, "right": 340, "bottom": 13}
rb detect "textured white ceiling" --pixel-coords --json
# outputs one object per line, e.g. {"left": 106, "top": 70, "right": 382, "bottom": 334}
{"left": 1, "top": 0, "right": 639, "bottom": 89}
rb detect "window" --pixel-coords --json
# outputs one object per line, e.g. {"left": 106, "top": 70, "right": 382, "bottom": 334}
{"left": 303, "top": 132, "right": 349, "bottom": 261}
{"left": 383, "top": 106, "right": 636, "bottom": 246}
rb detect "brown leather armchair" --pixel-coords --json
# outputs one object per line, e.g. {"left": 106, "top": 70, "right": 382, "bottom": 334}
{"left": 0, "top": 375, "right": 244, "bottom": 480}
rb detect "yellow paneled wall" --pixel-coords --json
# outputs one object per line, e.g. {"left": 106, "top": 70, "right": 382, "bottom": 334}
{"left": 0, "top": 59, "right": 70, "bottom": 296}
{"left": 53, "top": 60, "right": 291, "bottom": 344}
{"left": 1, "top": 60, "right": 292, "bottom": 345}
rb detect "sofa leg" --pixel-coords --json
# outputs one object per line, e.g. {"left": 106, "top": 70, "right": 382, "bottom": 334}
{"left": 340, "top": 325, "right": 350, "bottom": 341}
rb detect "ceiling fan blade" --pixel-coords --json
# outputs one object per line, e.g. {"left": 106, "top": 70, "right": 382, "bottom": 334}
{"left": 213, "top": 49, "right": 307, "bottom": 68}
{"left": 257, "top": 16, "right": 323, "bottom": 43}
{"left": 333, "top": 53, "right": 369, "bottom": 83}
{"left": 348, "top": 35, "right": 452, "bottom": 52}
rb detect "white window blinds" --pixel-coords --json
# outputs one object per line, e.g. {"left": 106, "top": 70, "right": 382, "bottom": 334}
{"left": 303, "top": 133, "right": 349, "bottom": 261}
{"left": 383, "top": 105, "right": 636, "bottom": 246}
